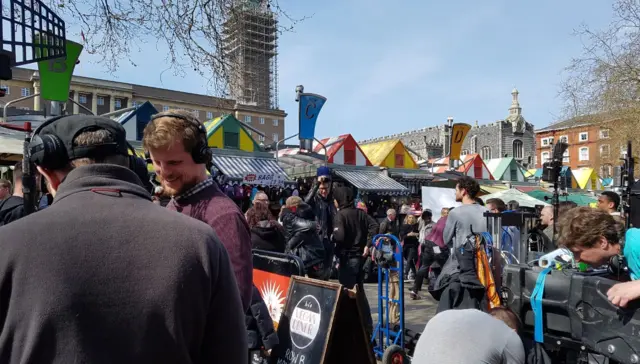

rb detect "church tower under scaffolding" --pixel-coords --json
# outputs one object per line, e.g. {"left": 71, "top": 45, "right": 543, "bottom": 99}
{"left": 222, "top": 0, "right": 279, "bottom": 110}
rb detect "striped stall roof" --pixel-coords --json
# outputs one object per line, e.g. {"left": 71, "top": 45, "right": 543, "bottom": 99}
{"left": 334, "top": 169, "right": 409, "bottom": 195}
{"left": 211, "top": 154, "right": 290, "bottom": 182}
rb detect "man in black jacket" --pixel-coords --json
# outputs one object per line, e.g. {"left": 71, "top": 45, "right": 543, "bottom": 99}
{"left": 332, "top": 186, "right": 378, "bottom": 334}
{"left": 0, "top": 115, "right": 246, "bottom": 363}
{"left": 305, "top": 166, "right": 337, "bottom": 278}
{"left": 0, "top": 162, "right": 28, "bottom": 226}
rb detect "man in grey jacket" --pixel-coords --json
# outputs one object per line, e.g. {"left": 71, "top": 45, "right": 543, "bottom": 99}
{"left": 0, "top": 115, "right": 246, "bottom": 363}
{"left": 433, "top": 176, "right": 489, "bottom": 311}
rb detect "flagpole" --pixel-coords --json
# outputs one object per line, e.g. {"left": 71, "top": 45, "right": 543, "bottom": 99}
{"left": 447, "top": 116, "right": 454, "bottom": 170}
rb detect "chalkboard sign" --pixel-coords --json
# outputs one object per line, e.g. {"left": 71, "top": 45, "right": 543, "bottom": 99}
{"left": 270, "top": 276, "right": 375, "bottom": 364}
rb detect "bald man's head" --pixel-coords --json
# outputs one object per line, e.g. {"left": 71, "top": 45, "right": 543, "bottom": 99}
{"left": 541, "top": 206, "right": 554, "bottom": 227}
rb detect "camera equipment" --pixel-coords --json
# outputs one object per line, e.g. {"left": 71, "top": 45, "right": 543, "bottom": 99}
{"left": 541, "top": 142, "right": 569, "bottom": 243}
{"left": 620, "top": 141, "right": 637, "bottom": 228}
{"left": 503, "top": 264, "right": 640, "bottom": 363}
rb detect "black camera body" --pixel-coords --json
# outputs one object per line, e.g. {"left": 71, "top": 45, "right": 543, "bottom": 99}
{"left": 502, "top": 264, "right": 640, "bottom": 363}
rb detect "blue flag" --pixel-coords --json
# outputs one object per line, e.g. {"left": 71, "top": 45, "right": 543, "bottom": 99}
{"left": 298, "top": 93, "right": 327, "bottom": 140}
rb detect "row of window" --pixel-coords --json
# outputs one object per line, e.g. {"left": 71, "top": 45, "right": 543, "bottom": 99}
{"left": 243, "top": 115, "right": 279, "bottom": 127}
{"left": 541, "top": 147, "right": 591, "bottom": 163}
{"left": 79, "top": 95, "right": 124, "bottom": 108}
{"left": 0, "top": 86, "right": 31, "bottom": 97}
{"left": 540, "top": 143, "right": 624, "bottom": 164}
{"left": 540, "top": 130, "right": 609, "bottom": 147}
{"left": 461, "top": 140, "right": 525, "bottom": 161}
{"left": 4, "top": 86, "right": 282, "bottom": 131}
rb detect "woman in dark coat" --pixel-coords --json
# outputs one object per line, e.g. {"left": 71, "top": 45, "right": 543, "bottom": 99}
{"left": 280, "top": 199, "right": 327, "bottom": 280}
{"left": 400, "top": 214, "right": 420, "bottom": 280}
{"left": 246, "top": 202, "right": 286, "bottom": 253}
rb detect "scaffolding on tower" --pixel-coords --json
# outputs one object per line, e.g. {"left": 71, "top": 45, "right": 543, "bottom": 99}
{"left": 222, "top": 0, "right": 278, "bottom": 110}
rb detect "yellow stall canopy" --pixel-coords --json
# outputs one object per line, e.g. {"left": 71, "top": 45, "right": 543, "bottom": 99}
{"left": 572, "top": 167, "right": 601, "bottom": 190}
{"left": 359, "top": 139, "right": 418, "bottom": 169}
{"left": 204, "top": 114, "right": 262, "bottom": 152}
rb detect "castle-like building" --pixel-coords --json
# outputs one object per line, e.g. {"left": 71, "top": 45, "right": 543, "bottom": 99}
{"left": 359, "top": 89, "right": 536, "bottom": 168}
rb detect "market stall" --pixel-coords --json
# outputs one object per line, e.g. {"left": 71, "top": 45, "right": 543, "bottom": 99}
{"left": 428, "top": 153, "right": 494, "bottom": 180}
{"left": 205, "top": 114, "right": 262, "bottom": 152}
{"left": 485, "top": 157, "right": 527, "bottom": 182}
{"left": 571, "top": 167, "right": 602, "bottom": 190}
{"left": 480, "top": 188, "right": 550, "bottom": 208}
{"left": 526, "top": 190, "right": 597, "bottom": 206}
{"left": 359, "top": 139, "right": 418, "bottom": 169}
{"left": 107, "top": 101, "right": 158, "bottom": 142}
{"left": 211, "top": 148, "right": 296, "bottom": 212}
{"left": 313, "top": 134, "right": 372, "bottom": 166}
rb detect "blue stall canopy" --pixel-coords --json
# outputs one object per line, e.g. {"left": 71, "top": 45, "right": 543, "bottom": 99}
{"left": 107, "top": 101, "right": 158, "bottom": 141}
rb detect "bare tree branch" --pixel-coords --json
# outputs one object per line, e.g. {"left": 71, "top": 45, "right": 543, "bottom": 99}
{"left": 560, "top": 0, "right": 640, "bottom": 156}
{"left": 47, "top": 0, "right": 309, "bottom": 98}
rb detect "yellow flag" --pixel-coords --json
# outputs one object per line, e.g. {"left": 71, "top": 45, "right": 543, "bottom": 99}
{"left": 450, "top": 123, "right": 472, "bottom": 160}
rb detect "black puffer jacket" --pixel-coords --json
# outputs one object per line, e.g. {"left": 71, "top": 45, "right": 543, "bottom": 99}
{"left": 250, "top": 220, "right": 286, "bottom": 253}
{"left": 246, "top": 285, "right": 279, "bottom": 351}
{"left": 281, "top": 205, "right": 326, "bottom": 269}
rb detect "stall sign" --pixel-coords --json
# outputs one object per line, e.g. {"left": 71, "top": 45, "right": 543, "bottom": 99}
{"left": 243, "top": 172, "right": 286, "bottom": 186}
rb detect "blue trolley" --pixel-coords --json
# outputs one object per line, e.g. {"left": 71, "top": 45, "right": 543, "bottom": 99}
{"left": 370, "top": 234, "right": 410, "bottom": 363}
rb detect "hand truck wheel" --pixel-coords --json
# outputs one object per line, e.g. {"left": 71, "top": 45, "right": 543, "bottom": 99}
{"left": 382, "top": 345, "right": 408, "bottom": 364}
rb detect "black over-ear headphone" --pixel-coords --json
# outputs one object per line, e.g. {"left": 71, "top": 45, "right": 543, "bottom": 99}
{"left": 28, "top": 115, "right": 153, "bottom": 193}
{"left": 144, "top": 112, "right": 211, "bottom": 164}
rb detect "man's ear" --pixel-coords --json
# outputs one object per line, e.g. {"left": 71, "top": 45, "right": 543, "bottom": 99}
{"left": 599, "top": 236, "right": 610, "bottom": 249}
{"left": 36, "top": 166, "right": 61, "bottom": 196}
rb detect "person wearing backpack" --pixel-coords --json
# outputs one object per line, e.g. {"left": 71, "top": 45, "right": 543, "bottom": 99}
{"left": 410, "top": 216, "right": 449, "bottom": 299}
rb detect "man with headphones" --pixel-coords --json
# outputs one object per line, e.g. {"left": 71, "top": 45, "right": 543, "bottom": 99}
{"left": 143, "top": 109, "right": 253, "bottom": 310}
{"left": 0, "top": 115, "right": 247, "bottom": 363}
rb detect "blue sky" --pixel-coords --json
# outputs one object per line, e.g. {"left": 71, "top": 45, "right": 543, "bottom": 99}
{"left": 39, "top": 0, "right": 614, "bottom": 141}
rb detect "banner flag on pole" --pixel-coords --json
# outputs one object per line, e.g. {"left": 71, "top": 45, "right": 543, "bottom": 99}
{"left": 449, "top": 123, "right": 472, "bottom": 161}
{"left": 37, "top": 39, "right": 83, "bottom": 102}
{"left": 298, "top": 93, "right": 327, "bottom": 140}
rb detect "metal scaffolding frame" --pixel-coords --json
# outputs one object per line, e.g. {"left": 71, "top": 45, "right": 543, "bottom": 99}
{"left": 222, "top": 0, "right": 278, "bottom": 110}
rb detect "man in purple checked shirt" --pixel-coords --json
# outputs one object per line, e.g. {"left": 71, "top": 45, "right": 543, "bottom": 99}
{"left": 143, "top": 109, "right": 253, "bottom": 311}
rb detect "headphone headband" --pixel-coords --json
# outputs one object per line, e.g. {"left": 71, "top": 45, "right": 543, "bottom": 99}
{"left": 147, "top": 112, "right": 210, "bottom": 165}
{"left": 149, "top": 112, "right": 207, "bottom": 136}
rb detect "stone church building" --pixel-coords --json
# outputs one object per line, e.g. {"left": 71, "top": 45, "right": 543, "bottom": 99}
{"left": 359, "top": 89, "right": 536, "bottom": 169}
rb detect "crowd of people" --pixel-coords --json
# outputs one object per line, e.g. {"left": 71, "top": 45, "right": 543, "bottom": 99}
{"left": 0, "top": 110, "right": 638, "bottom": 364}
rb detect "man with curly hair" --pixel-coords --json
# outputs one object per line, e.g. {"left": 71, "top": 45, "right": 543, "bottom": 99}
{"left": 557, "top": 207, "right": 639, "bottom": 307}
{"left": 433, "top": 177, "right": 489, "bottom": 312}
{"left": 443, "top": 176, "right": 488, "bottom": 251}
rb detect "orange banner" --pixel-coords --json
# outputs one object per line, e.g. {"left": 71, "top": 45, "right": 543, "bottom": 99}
{"left": 450, "top": 123, "right": 472, "bottom": 161}
{"left": 253, "top": 269, "right": 292, "bottom": 329}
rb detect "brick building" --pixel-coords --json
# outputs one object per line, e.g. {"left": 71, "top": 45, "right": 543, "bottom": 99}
{"left": 0, "top": 67, "right": 286, "bottom": 145}
{"left": 534, "top": 116, "right": 616, "bottom": 178}
{"left": 359, "top": 89, "right": 536, "bottom": 168}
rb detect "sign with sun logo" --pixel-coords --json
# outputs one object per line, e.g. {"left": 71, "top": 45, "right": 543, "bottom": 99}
{"left": 253, "top": 269, "right": 291, "bottom": 329}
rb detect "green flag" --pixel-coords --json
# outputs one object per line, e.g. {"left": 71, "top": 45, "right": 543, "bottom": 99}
{"left": 37, "top": 40, "right": 83, "bottom": 102}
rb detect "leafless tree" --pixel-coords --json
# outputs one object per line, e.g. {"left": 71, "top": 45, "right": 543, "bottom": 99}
{"left": 47, "top": 0, "right": 306, "bottom": 96}
{"left": 560, "top": 0, "right": 640, "bottom": 151}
